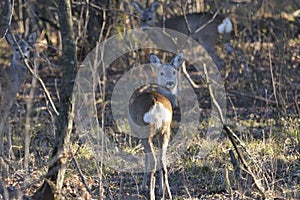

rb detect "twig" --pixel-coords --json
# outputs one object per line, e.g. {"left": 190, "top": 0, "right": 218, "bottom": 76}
{"left": 180, "top": 0, "right": 192, "bottom": 36}
{"left": 203, "top": 63, "right": 225, "bottom": 124}
{"left": 203, "top": 63, "right": 266, "bottom": 198}
{"left": 224, "top": 126, "right": 266, "bottom": 197}
{"left": 182, "top": 63, "right": 202, "bottom": 89}
{"left": 97, "top": 9, "right": 107, "bottom": 200}
{"left": 228, "top": 90, "right": 277, "bottom": 105}
{"left": 24, "top": 59, "right": 59, "bottom": 115}
{"left": 24, "top": 43, "right": 40, "bottom": 171}
{"left": 268, "top": 45, "right": 279, "bottom": 109}
{"left": 72, "top": 156, "right": 92, "bottom": 194}
{"left": 195, "top": 8, "right": 222, "bottom": 34}
{"left": 294, "top": 92, "right": 300, "bottom": 117}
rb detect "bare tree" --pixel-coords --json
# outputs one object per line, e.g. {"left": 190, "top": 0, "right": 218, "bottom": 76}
{"left": 33, "top": 0, "right": 77, "bottom": 199}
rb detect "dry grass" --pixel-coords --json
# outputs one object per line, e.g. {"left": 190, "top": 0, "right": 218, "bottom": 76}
{"left": 0, "top": 0, "right": 299, "bottom": 199}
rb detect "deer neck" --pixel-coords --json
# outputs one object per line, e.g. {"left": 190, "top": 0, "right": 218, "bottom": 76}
{"left": 158, "top": 86, "right": 177, "bottom": 109}
{"left": 10, "top": 59, "right": 27, "bottom": 70}
{"left": 7, "top": 60, "right": 27, "bottom": 86}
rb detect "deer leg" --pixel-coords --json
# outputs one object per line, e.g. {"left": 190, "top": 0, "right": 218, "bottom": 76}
{"left": 141, "top": 138, "right": 150, "bottom": 189}
{"left": 0, "top": 107, "right": 14, "bottom": 159}
{"left": 2, "top": 107, "right": 15, "bottom": 159}
{"left": 0, "top": 120, "right": 4, "bottom": 156}
{"left": 141, "top": 137, "right": 156, "bottom": 200}
{"left": 141, "top": 138, "right": 149, "bottom": 189}
{"left": 158, "top": 125, "right": 172, "bottom": 199}
{"left": 0, "top": 94, "right": 15, "bottom": 159}
{"left": 7, "top": 124, "right": 15, "bottom": 159}
{"left": 158, "top": 134, "right": 164, "bottom": 198}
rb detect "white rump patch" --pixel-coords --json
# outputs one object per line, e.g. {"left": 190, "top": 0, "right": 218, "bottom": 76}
{"left": 218, "top": 18, "right": 233, "bottom": 34}
{"left": 143, "top": 102, "right": 172, "bottom": 130}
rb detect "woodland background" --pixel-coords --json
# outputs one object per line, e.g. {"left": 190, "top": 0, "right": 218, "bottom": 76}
{"left": 0, "top": 0, "right": 299, "bottom": 199}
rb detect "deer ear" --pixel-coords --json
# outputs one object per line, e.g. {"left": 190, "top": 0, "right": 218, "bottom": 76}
{"left": 131, "top": 1, "right": 144, "bottom": 14}
{"left": 150, "top": 53, "right": 161, "bottom": 67}
{"left": 28, "top": 32, "right": 37, "bottom": 44}
{"left": 172, "top": 53, "right": 184, "bottom": 69}
{"left": 150, "top": 1, "right": 159, "bottom": 12}
{"left": 6, "top": 33, "right": 21, "bottom": 47}
{"left": 6, "top": 32, "right": 14, "bottom": 46}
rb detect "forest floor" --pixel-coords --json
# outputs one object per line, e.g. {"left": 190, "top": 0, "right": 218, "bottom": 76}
{"left": 0, "top": 4, "right": 300, "bottom": 200}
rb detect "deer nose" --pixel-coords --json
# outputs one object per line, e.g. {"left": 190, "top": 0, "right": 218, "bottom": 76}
{"left": 166, "top": 81, "right": 174, "bottom": 87}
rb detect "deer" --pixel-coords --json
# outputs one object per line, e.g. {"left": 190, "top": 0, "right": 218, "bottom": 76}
{"left": 131, "top": 1, "right": 233, "bottom": 69}
{"left": 129, "top": 53, "right": 184, "bottom": 200}
{"left": 0, "top": 31, "right": 37, "bottom": 158}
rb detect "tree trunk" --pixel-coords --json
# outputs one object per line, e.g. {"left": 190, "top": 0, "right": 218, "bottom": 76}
{"left": 32, "top": 0, "right": 77, "bottom": 199}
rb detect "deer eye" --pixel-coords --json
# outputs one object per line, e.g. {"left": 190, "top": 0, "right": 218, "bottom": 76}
{"left": 26, "top": 47, "right": 30, "bottom": 51}
{"left": 148, "top": 17, "right": 152, "bottom": 21}
{"left": 15, "top": 48, "right": 19, "bottom": 51}
{"left": 160, "top": 72, "right": 164, "bottom": 76}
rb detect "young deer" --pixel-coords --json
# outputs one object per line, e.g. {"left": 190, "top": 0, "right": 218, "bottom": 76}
{"left": 0, "top": 31, "right": 37, "bottom": 157}
{"left": 132, "top": 1, "right": 233, "bottom": 68}
{"left": 129, "top": 53, "right": 184, "bottom": 200}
